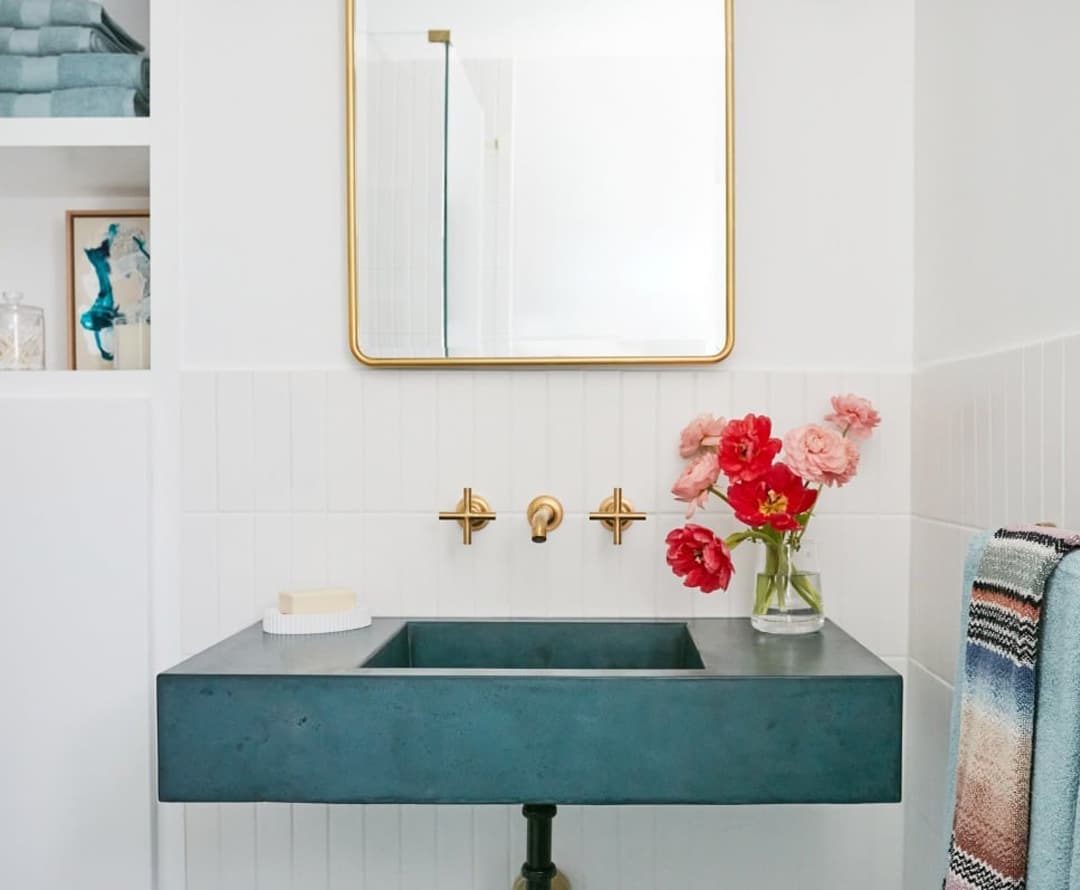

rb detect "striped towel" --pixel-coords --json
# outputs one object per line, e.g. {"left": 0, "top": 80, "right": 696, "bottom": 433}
{"left": 946, "top": 526, "right": 1080, "bottom": 890}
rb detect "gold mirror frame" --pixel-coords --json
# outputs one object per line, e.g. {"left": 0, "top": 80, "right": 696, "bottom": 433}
{"left": 345, "top": 0, "right": 735, "bottom": 367}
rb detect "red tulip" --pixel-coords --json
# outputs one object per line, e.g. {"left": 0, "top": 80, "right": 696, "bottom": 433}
{"left": 718, "top": 414, "right": 782, "bottom": 483}
{"left": 665, "top": 524, "right": 735, "bottom": 594}
{"left": 727, "top": 464, "right": 818, "bottom": 532}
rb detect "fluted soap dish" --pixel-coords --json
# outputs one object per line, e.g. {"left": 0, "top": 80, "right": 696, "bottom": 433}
{"left": 262, "top": 606, "right": 372, "bottom": 635}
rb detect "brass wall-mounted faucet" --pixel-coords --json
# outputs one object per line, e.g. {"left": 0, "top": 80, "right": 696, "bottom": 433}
{"left": 590, "top": 488, "right": 646, "bottom": 545}
{"left": 526, "top": 495, "right": 563, "bottom": 543}
{"left": 438, "top": 488, "right": 496, "bottom": 545}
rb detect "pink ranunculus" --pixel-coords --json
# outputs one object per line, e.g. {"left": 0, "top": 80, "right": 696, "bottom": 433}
{"left": 825, "top": 394, "right": 881, "bottom": 440}
{"left": 671, "top": 452, "right": 721, "bottom": 518}
{"left": 678, "top": 413, "right": 727, "bottom": 458}
{"left": 783, "top": 424, "right": 860, "bottom": 487}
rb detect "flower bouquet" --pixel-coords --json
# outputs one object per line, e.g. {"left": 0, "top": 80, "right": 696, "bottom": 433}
{"left": 665, "top": 395, "right": 881, "bottom": 634}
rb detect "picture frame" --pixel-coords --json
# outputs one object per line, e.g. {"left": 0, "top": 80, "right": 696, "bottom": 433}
{"left": 66, "top": 209, "right": 151, "bottom": 370}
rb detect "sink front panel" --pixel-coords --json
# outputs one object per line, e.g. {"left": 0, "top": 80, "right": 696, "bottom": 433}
{"left": 364, "top": 621, "right": 705, "bottom": 670}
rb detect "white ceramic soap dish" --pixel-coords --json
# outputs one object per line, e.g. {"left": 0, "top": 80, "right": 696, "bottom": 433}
{"left": 262, "top": 606, "right": 372, "bottom": 636}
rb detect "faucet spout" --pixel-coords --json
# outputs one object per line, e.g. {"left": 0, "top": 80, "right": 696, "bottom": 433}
{"left": 526, "top": 495, "right": 564, "bottom": 544}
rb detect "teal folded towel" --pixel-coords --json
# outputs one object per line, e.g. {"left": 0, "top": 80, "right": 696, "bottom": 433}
{"left": 0, "top": 1, "right": 143, "bottom": 53}
{"left": 945, "top": 531, "right": 1080, "bottom": 886}
{"left": 0, "top": 54, "right": 147, "bottom": 96}
{"left": 0, "top": 86, "right": 146, "bottom": 116}
{"left": 0, "top": 25, "right": 133, "bottom": 54}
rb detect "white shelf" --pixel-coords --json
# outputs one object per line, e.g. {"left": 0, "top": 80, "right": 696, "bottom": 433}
{"left": 0, "top": 118, "right": 150, "bottom": 148}
{"left": 0, "top": 370, "right": 151, "bottom": 398}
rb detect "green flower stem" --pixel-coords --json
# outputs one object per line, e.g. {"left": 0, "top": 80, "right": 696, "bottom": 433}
{"left": 790, "top": 572, "right": 823, "bottom": 612}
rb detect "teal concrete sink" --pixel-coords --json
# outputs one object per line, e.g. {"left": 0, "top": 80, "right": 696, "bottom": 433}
{"left": 157, "top": 618, "right": 902, "bottom": 806}
{"left": 364, "top": 621, "right": 705, "bottom": 670}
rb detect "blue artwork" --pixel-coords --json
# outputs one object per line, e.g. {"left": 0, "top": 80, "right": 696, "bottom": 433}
{"left": 72, "top": 215, "right": 151, "bottom": 366}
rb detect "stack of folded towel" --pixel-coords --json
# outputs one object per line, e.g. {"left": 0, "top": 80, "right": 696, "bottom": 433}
{"left": 0, "top": 0, "right": 148, "bottom": 117}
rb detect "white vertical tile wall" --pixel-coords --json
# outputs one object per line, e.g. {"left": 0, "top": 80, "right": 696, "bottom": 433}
{"left": 906, "top": 333, "right": 1080, "bottom": 887}
{"left": 178, "top": 367, "right": 910, "bottom": 889}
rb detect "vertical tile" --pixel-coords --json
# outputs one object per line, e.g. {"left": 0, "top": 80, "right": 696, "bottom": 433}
{"left": 291, "top": 372, "right": 328, "bottom": 512}
{"left": 509, "top": 373, "right": 550, "bottom": 508}
{"left": 766, "top": 372, "right": 806, "bottom": 443}
{"left": 1042, "top": 340, "right": 1065, "bottom": 527}
{"left": 362, "top": 372, "right": 401, "bottom": 512}
{"left": 1002, "top": 349, "right": 1024, "bottom": 524}
{"left": 183, "top": 804, "right": 220, "bottom": 889}
{"left": 580, "top": 808, "right": 620, "bottom": 888}
{"left": 731, "top": 370, "right": 769, "bottom": 417}
{"left": 508, "top": 532, "right": 552, "bottom": 618}
{"left": 180, "top": 515, "right": 218, "bottom": 656}
{"left": 400, "top": 518, "right": 441, "bottom": 618}
{"left": 181, "top": 372, "right": 218, "bottom": 512}
{"left": 327, "top": 513, "right": 365, "bottom": 596}
{"left": 398, "top": 374, "right": 439, "bottom": 512}
{"left": 291, "top": 514, "right": 328, "bottom": 588}
{"left": 326, "top": 370, "right": 365, "bottom": 512}
{"left": 328, "top": 806, "right": 365, "bottom": 890}
{"left": 619, "top": 373, "right": 659, "bottom": 513}
{"left": 254, "top": 803, "right": 292, "bottom": 890}
{"left": 473, "top": 374, "right": 513, "bottom": 510}
{"left": 216, "top": 373, "right": 255, "bottom": 512}
{"left": 654, "top": 372, "right": 696, "bottom": 510}
{"left": 971, "top": 359, "right": 992, "bottom": 529}
{"left": 219, "top": 804, "right": 256, "bottom": 890}
{"left": 1063, "top": 336, "right": 1080, "bottom": 530}
{"left": 436, "top": 806, "right": 473, "bottom": 890}
{"left": 474, "top": 807, "right": 511, "bottom": 890}
{"left": 218, "top": 514, "right": 255, "bottom": 636}
{"left": 253, "top": 372, "right": 292, "bottom": 512}
{"left": 583, "top": 373, "right": 622, "bottom": 509}
{"left": 400, "top": 807, "right": 437, "bottom": 888}
{"left": 436, "top": 374, "right": 476, "bottom": 506}
{"left": 548, "top": 518, "right": 586, "bottom": 618}
{"left": 905, "top": 664, "right": 956, "bottom": 831}
{"left": 548, "top": 373, "right": 587, "bottom": 511}
{"left": 878, "top": 373, "right": 911, "bottom": 515}
{"left": 291, "top": 805, "right": 329, "bottom": 889}
{"left": 363, "top": 806, "right": 401, "bottom": 890}
{"left": 989, "top": 355, "right": 1009, "bottom": 528}
{"left": 360, "top": 516, "right": 406, "bottom": 617}
{"left": 254, "top": 515, "right": 291, "bottom": 611}
{"left": 617, "top": 808, "right": 655, "bottom": 890}
{"left": 1022, "top": 345, "right": 1044, "bottom": 522}
{"left": 552, "top": 806, "right": 583, "bottom": 888}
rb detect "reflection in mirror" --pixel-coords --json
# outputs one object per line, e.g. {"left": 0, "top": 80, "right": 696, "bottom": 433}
{"left": 352, "top": 0, "right": 732, "bottom": 362}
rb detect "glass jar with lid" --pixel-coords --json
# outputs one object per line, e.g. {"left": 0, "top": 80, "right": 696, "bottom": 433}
{"left": 0, "top": 291, "right": 45, "bottom": 371}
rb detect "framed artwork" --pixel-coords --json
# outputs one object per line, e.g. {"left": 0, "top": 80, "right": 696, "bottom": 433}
{"left": 66, "top": 210, "right": 151, "bottom": 370}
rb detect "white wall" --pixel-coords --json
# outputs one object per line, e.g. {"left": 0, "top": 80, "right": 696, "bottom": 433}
{"left": 181, "top": 0, "right": 914, "bottom": 373}
{"left": 907, "top": 1, "right": 1080, "bottom": 886}
{"left": 913, "top": 0, "right": 1080, "bottom": 365}
{"left": 169, "top": 1, "right": 915, "bottom": 887}
{"left": 0, "top": 396, "right": 151, "bottom": 889}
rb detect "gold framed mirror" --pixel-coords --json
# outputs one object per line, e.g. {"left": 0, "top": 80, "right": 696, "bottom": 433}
{"left": 346, "top": 0, "right": 735, "bottom": 367}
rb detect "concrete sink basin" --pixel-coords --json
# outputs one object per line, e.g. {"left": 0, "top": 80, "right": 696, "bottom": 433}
{"left": 157, "top": 618, "right": 901, "bottom": 806}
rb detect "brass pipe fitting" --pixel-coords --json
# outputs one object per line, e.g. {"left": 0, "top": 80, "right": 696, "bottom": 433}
{"left": 526, "top": 495, "right": 563, "bottom": 543}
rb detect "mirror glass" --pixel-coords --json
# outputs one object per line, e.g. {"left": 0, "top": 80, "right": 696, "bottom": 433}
{"left": 351, "top": 0, "right": 732, "bottom": 363}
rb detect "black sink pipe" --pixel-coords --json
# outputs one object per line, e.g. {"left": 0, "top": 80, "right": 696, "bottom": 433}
{"left": 521, "top": 804, "right": 558, "bottom": 889}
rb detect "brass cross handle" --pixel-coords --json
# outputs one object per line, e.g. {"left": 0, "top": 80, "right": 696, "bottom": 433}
{"left": 438, "top": 488, "right": 496, "bottom": 545}
{"left": 589, "top": 488, "right": 646, "bottom": 545}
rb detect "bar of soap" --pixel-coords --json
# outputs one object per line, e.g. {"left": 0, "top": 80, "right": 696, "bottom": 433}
{"left": 278, "top": 588, "right": 357, "bottom": 615}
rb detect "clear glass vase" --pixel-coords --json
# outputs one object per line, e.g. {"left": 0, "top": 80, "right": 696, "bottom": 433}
{"left": 752, "top": 538, "right": 824, "bottom": 635}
